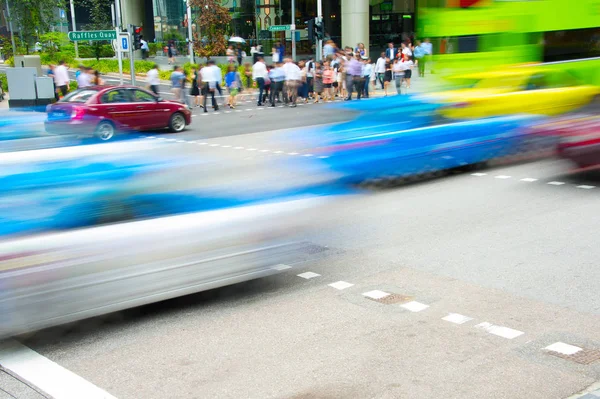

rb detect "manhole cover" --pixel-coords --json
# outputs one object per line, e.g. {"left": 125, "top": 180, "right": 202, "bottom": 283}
{"left": 549, "top": 349, "right": 600, "bottom": 365}
{"left": 373, "top": 294, "right": 413, "bottom": 305}
{"left": 301, "top": 243, "right": 330, "bottom": 255}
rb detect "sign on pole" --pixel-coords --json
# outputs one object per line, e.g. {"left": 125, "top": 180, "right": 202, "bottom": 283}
{"left": 269, "top": 25, "right": 292, "bottom": 32}
{"left": 68, "top": 30, "right": 118, "bottom": 41}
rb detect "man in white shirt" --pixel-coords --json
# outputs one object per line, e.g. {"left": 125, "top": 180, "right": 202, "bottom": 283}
{"left": 140, "top": 36, "right": 149, "bottom": 59}
{"left": 76, "top": 67, "right": 92, "bottom": 88}
{"left": 401, "top": 43, "right": 413, "bottom": 59}
{"left": 201, "top": 60, "right": 221, "bottom": 112}
{"left": 54, "top": 60, "right": 70, "bottom": 98}
{"left": 362, "top": 58, "right": 373, "bottom": 98}
{"left": 375, "top": 52, "right": 386, "bottom": 90}
{"left": 252, "top": 57, "right": 268, "bottom": 106}
{"left": 282, "top": 58, "right": 301, "bottom": 107}
{"left": 147, "top": 64, "right": 160, "bottom": 95}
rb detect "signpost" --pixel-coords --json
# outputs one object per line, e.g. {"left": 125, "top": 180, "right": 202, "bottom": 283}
{"left": 269, "top": 25, "right": 293, "bottom": 32}
{"left": 68, "top": 30, "right": 118, "bottom": 41}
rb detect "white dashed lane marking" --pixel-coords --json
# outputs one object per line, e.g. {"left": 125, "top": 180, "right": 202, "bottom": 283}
{"left": 362, "top": 290, "right": 391, "bottom": 300}
{"left": 495, "top": 175, "right": 511, "bottom": 179}
{"left": 297, "top": 272, "right": 321, "bottom": 279}
{"left": 577, "top": 185, "right": 595, "bottom": 189}
{"left": 400, "top": 301, "right": 430, "bottom": 313}
{"left": 544, "top": 342, "right": 582, "bottom": 355}
{"left": 548, "top": 181, "right": 565, "bottom": 185}
{"left": 520, "top": 178, "right": 538, "bottom": 182}
{"left": 442, "top": 313, "right": 474, "bottom": 325}
{"left": 328, "top": 281, "right": 355, "bottom": 290}
{"left": 475, "top": 322, "right": 524, "bottom": 340}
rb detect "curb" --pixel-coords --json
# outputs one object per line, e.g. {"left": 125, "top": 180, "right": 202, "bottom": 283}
{"left": 566, "top": 382, "right": 600, "bottom": 399}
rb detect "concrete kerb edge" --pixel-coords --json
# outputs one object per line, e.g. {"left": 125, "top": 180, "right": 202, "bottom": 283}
{"left": 566, "top": 382, "right": 600, "bottom": 398}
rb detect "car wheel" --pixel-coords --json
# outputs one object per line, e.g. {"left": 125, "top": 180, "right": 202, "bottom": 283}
{"left": 169, "top": 112, "right": 186, "bottom": 133}
{"left": 95, "top": 121, "right": 116, "bottom": 141}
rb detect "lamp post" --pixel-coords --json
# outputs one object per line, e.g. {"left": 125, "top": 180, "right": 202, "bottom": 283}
{"left": 186, "top": 0, "right": 194, "bottom": 63}
{"left": 69, "top": 0, "right": 78, "bottom": 58}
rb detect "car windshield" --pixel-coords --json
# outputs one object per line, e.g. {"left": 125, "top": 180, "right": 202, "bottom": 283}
{"left": 61, "top": 89, "right": 99, "bottom": 103}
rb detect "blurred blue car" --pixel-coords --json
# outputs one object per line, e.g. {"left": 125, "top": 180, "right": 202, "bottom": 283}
{"left": 309, "top": 96, "right": 549, "bottom": 183}
{"left": 0, "top": 142, "right": 352, "bottom": 237}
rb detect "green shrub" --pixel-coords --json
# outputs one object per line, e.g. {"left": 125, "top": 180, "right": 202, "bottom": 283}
{"left": 69, "top": 80, "right": 78, "bottom": 91}
{"left": 149, "top": 43, "right": 160, "bottom": 57}
{"left": 0, "top": 73, "right": 7, "bottom": 92}
{"left": 78, "top": 44, "right": 115, "bottom": 59}
{"left": 40, "top": 51, "right": 75, "bottom": 66}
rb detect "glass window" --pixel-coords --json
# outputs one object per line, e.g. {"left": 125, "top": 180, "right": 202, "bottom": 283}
{"left": 101, "top": 89, "right": 132, "bottom": 104}
{"left": 544, "top": 27, "right": 600, "bottom": 62}
{"left": 61, "top": 89, "right": 99, "bottom": 103}
{"left": 131, "top": 89, "right": 157, "bottom": 102}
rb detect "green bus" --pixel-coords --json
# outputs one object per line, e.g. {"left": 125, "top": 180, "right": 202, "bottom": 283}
{"left": 418, "top": 0, "right": 600, "bottom": 84}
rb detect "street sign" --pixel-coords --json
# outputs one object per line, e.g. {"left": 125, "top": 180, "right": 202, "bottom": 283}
{"left": 121, "top": 35, "right": 129, "bottom": 51}
{"left": 269, "top": 25, "right": 293, "bottom": 32}
{"left": 59, "top": 9, "right": 66, "bottom": 19}
{"left": 68, "top": 30, "right": 117, "bottom": 41}
{"left": 112, "top": 33, "right": 131, "bottom": 53}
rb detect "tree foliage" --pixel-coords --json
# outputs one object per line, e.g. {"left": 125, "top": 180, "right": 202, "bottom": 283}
{"left": 7, "top": 0, "right": 65, "bottom": 54}
{"left": 190, "top": 0, "right": 232, "bottom": 59}
{"left": 77, "top": 0, "right": 113, "bottom": 60}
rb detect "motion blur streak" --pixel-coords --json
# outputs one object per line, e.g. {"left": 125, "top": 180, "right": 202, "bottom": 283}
{"left": 0, "top": 196, "right": 352, "bottom": 338}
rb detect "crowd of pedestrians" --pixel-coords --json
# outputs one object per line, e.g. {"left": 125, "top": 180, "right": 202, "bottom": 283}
{"left": 46, "top": 62, "right": 105, "bottom": 101}
{"left": 164, "top": 37, "right": 433, "bottom": 113}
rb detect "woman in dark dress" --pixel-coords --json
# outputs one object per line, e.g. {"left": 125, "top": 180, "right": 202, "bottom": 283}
{"left": 190, "top": 66, "right": 201, "bottom": 108}
{"left": 384, "top": 58, "right": 392, "bottom": 96}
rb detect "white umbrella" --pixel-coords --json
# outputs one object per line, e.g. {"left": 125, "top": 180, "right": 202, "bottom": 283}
{"left": 229, "top": 36, "right": 246, "bottom": 44}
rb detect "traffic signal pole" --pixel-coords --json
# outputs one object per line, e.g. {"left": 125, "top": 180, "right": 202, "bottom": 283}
{"left": 115, "top": 0, "right": 124, "bottom": 85}
{"left": 291, "top": 0, "right": 296, "bottom": 61}
{"left": 186, "top": 0, "right": 194, "bottom": 64}
{"left": 316, "top": 0, "right": 322, "bottom": 61}
{"left": 128, "top": 24, "right": 136, "bottom": 85}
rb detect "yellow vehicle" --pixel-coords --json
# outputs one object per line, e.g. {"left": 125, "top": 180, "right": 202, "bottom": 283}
{"left": 427, "top": 67, "right": 600, "bottom": 120}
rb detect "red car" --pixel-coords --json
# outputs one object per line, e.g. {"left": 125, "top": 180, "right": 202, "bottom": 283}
{"left": 45, "top": 86, "right": 192, "bottom": 141}
{"left": 556, "top": 114, "right": 600, "bottom": 169}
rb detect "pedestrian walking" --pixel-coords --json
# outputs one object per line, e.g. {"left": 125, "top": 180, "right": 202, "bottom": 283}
{"left": 283, "top": 58, "right": 301, "bottom": 107}
{"left": 362, "top": 58, "right": 373, "bottom": 98}
{"left": 375, "top": 52, "right": 386, "bottom": 89}
{"left": 392, "top": 58, "right": 404, "bottom": 94}
{"left": 200, "top": 61, "right": 221, "bottom": 112}
{"left": 167, "top": 42, "right": 175, "bottom": 65}
{"left": 76, "top": 67, "right": 92, "bottom": 88}
{"left": 384, "top": 58, "right": 392, "bottom": 96}
{"left": 269, "top": 61, "right": 285, "bottom": 107}
{"left": 140, "top": 36, "right": 149, "bottom": 59}
{"left": 414, "top": 40, "right": 426, "bottom": 77}
{"left": 252, "top": 57, "right": 268, "bottom": 106}
{"left": 170, "top": 65, "right": 185, "bottom": 102}
{"left": 190, "top": 66, "right": 202, "bottom": 108}
{"left": 92, "top": 70, "right": 104, "bottom": 86}
{"left": 322, "top": 62, "right": 334, "bottom": 102}
{"left": 147, "top": 64, "right": 160, "bottom": 95}
{"left": 54, "top": 60, "right": 70, "bottom": 98}
{"left": 225, "top": 64, "right": 241, "bottom": 109}
{"left": 312, "top": 62, "right": 323, "bottom": 103}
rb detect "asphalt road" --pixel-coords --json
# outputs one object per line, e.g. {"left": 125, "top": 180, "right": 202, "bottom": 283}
{"left": 2, "top": 76, "right": 600, "bottom": 398}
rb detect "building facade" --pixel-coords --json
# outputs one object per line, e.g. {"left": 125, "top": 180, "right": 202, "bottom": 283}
{"left": 120, "top": 0, "right": 416, "bottom": 56}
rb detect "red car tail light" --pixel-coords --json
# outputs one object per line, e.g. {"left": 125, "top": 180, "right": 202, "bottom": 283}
{"left": 71, "top": 107, "right": 86, "bottom": 120}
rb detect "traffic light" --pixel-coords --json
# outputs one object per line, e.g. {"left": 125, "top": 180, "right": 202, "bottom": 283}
{"left": 315, "top": 19, "right": 325, "bottom": 41}
{"left": 306, "top": 19, "right": 315, "bottom": 43}
{"left": 133, "top": 26, "right": 142, "bottom": 50}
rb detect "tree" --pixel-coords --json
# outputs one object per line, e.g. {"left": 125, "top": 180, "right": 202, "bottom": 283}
{"left": 77, "top": 0, "right": 113, "bottom": 60}
{"left": 8, "top": 0, "right": 65, "bottom": 54}
{"left": 190, "top": 0, "right": 232, "bottom": 59}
